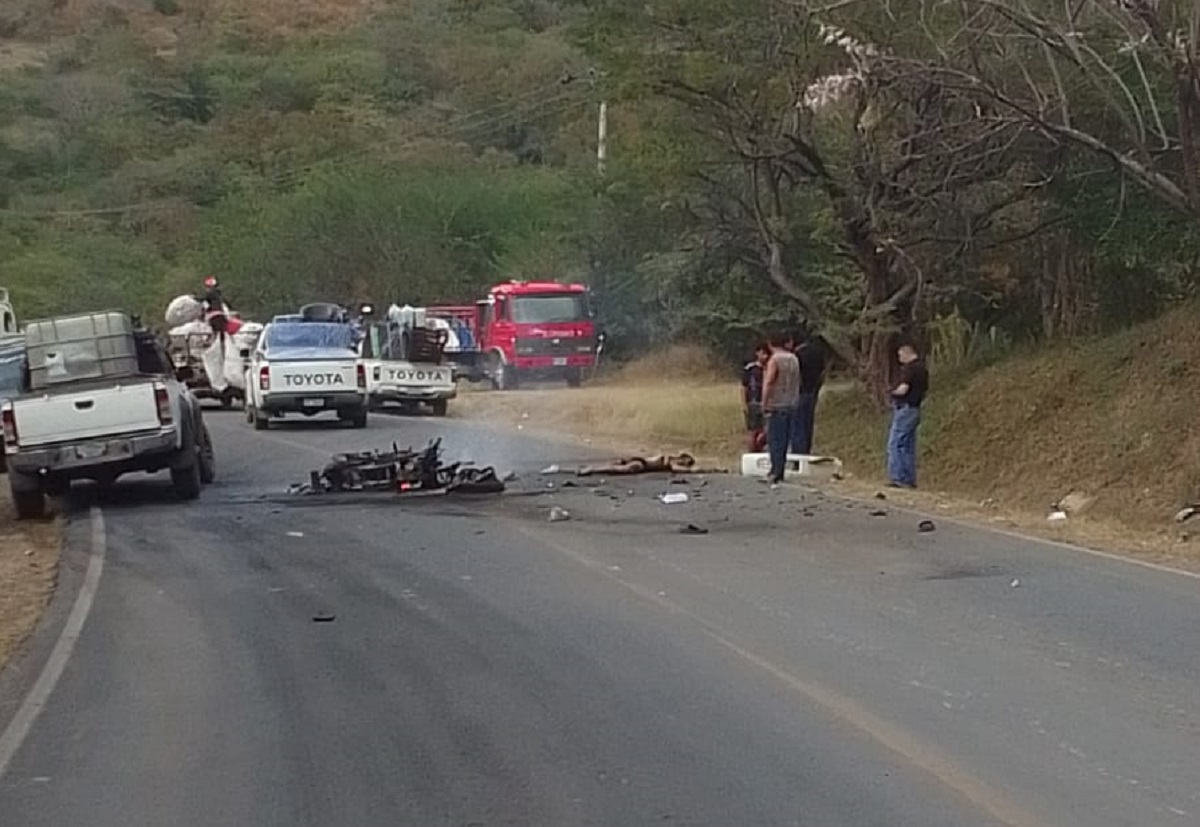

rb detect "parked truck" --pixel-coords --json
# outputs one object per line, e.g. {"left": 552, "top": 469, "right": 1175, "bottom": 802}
{"left": 1, "top": 311, "right": 216, "bottom": 518}
{"left": 426, "top": 280, "right": 601, "bottom": 390}
{"left": 360, "top": 305, "right": 456, "bottom": 416}
{"left": 244, "top": 319, "right": 368, "bottom": 430}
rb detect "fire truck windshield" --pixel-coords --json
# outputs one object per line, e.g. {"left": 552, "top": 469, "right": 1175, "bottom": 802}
{"left": 511, "top": 294, "right": 588, "bottom": 324}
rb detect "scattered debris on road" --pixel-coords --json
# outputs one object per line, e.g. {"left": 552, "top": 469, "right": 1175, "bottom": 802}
{"left": 1010, "top": 578, "right": 1021, "bottom": 588}
{"left": 549, "top": 506, "right": 571, "bottom": 522}
{"left": 312, "top": 612, "right": 336, "bottom": 622}
{"left": 540, "top": 464, "right": 562, "bottom": 475}
{"left": 290, "top": 438, "right": 505, "bottom": 496}
{"left": 1175, "top": 505, "right": 1199, "bottom": 523}
{"left": 1047, "top": 510, "right": 1068, "bottom": 523}
{"left": 660, "top": 492, "right": 689, "bottom": 505}
{"left": 917, "top": 520, "right": 936, "bottom": 533}
{"left": 679, "top": 524, "right": 708, "bottom": 535}
{"left": 869, "top": 509, "right": 888, "bottom": 517}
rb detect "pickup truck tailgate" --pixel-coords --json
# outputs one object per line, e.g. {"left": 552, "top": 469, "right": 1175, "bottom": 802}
{"left": 14, "top": 382, "right": 162, "bottom": 446}
{"left": 266, "top": 360, "right": 359, "bottom": 393}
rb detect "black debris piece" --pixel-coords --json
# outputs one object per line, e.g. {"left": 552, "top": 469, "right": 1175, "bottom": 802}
{"left": 917, "top": 519, "right": 937, "bottom": 533}
{"left": 312, "top": 613, "right": 336, "bottom": 623}
{"left": 869, "top": 509, "right": 888, "bottom": 517}
{"left": 679, "top": 524, "right": 709, "bottom": 535}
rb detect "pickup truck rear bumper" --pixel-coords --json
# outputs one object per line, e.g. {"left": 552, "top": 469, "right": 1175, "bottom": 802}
{"left": 262, "top": 392, "right": 366, "bottom": 415}
{"left": 370, "top": 386, "right": 457, "bottom": 405}
{"left": 7, "top": 427, "right": 179, "bottom": 478}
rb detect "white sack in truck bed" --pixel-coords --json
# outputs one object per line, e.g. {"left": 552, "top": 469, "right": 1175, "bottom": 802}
{"left": 165, "top": 294, "right": 203, "bottom": 328}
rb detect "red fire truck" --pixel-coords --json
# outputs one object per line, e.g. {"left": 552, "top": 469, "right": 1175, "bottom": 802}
{"left": 427, "top": 281, "right": 601, "bottom": 389}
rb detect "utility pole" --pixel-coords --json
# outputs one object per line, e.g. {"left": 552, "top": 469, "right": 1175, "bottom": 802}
{"left": 597, "top": 101, "right": 608, "bottom": 176}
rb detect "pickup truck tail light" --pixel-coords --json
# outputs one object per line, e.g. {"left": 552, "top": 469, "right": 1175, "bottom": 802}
{"left": 356, "top": 363, "right": 366, "bottom": 389}
{"left": 2, "top": 405, "right": 17, "bottom": 446}
{"left": 154, "top": 384, "right": 172, "bottom": 425}
{"left": 259, "top": 366, "right": 270, "bottom": 391}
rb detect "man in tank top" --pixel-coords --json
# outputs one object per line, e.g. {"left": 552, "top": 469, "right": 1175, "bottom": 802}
{"left": 760, "top": 332, "right": 801, "bottom": 485}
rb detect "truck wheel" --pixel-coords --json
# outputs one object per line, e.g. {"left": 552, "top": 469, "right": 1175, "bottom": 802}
{"left": 565, "top": 368, "right": 582, "bottom": 388}
{"left": 253, "top": 407, "right": 270, "bottom": 431}
{"left": 9, "top": 471, "right": 45, "bottom": 520}
{"left": 43, "top": 475, "right": 70, "bottom": 497}
{"left": 430, "top": 399, "right": 448, "bottom": 417}
{"left": 220, "top": 390, "right": 234, "bottom": 410}
{"left": 170, "top": 424, "right": 203, "bottom": 501}
{"left": 198, "top": 423, "right": 216, "bottom": 484}
{"left": 170, "top": 450, "right": 202, "bottom": 500}
{"left": 494, "top": 363, "right": 518, "bottom": 391}
{"left": 352, "top": 408, "right": 368, "bottom": 429}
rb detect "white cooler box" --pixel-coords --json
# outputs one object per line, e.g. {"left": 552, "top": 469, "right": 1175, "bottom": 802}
{"left": 741, "top": 453, "right": 843, "bottom": 481}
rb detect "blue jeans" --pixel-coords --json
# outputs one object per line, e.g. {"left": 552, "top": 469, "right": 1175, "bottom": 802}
{"left": 766, "top": 407, "right": 796, "bottom": 481}
{"left": 886, "top": 404, "right": 921, "bottom": 487}
{"left": 791, "top": 392, "right": 817, "bottom": 455}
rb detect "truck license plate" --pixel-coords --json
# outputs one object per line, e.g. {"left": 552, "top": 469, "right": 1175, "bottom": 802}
{"left": 75, "top": 442, "right": 109, "bottom": 459}
{"left": 553, "top": 357, "right": 567, "bottom": 366}
{"left": 302, "top": 398, "right": 325, "bottom": 408}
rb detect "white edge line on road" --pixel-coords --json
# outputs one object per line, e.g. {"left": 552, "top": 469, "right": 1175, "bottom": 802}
{"left": 0, "top": 506, "right": 106, "bottom": 780}
{"left": 807, "top": 484, "right": 1200, "bottom": 582}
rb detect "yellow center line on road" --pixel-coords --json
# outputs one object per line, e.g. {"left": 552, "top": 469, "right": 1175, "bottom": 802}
{"left": 505, "top": 518, "right": 1049, "bottom": 827}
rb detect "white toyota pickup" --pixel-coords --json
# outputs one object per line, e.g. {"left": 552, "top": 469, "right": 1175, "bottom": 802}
{"left": 363, "top": 359, "right": 455, "bottom": 416}
{"left": 1, "top": 312, "right": 215, "bottom": 519}
{"left": 359, "top": 320, "right": 455, "bottom": 416}
{"left": 244, "top": 320, "right": 368, "bottom": 430}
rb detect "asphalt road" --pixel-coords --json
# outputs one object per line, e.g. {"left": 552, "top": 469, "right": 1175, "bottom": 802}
{"left": 1, "top": 407, "right": 1199, "bottom": 826}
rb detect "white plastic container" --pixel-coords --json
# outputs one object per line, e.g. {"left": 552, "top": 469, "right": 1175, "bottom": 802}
{"left": 740, "top": 453, "right": 843, "bottom": 481}
{"left": 24, "top": 311, "right": 138, "bottom": 389}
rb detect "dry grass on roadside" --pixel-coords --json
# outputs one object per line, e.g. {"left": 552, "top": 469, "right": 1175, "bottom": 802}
{"left": 0, "top": 494, "right": 59, "bottom": 669}
{"left": 454, "top": 344, "right": 745, "bottom": 460}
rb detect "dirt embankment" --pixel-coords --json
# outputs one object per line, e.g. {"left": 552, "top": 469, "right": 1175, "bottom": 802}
{"left": 0, "top": 495, "right": 59, "bottom": 670}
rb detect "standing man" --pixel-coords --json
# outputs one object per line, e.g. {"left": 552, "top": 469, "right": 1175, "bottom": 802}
{"left": 760, "top": 333, "right": 801, "bottom": 485}
{"left": 886, "top": 342, "right": 929, "bottom": 488}
{"left": 791, "top": 332, "right": 827, "bottom": 455}
{"left": 741, "top": 343, "right": 770, "bottom": 452}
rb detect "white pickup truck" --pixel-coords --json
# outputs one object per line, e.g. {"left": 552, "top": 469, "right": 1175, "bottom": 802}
{"left": 363, "top": 359, "right": 455, "bottom": 416}
{"left": 1, "top": 312, "right": 215, "bottom": 519}
{"left": 244, "top": 320, "right": 368, "bottom": 430}
{"left": 360, "top": 319, "right": 455, "bottom": 416}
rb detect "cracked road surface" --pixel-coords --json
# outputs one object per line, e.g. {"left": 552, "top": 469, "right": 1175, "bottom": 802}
{"left": 1, "top": 412, "right": 1199, "bottom": 826}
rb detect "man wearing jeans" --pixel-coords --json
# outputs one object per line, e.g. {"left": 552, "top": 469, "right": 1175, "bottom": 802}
{"left": 760, "top": 333, "right": 801, "bottom": 485}
{"left": 887, "top": 343, "right": 929, "bottom": 488}
{"left": 789, "top": 332, "right": 826, "bottom": 455}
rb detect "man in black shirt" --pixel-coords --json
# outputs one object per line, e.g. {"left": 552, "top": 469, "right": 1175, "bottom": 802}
{"left": 886, "top": 343, "right": 928, "bottom": 488}
{"left": 741, "top": 343, "right": 769, "bottom": 452}
{"left": 790, "top": 333, "right": 826, "bottom": 454}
